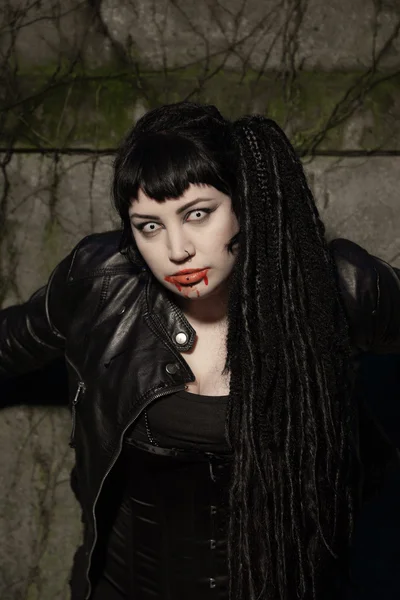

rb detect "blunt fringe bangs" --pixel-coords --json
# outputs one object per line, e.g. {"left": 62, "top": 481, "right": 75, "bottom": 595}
{"left": 113, "top": 130, "right": 235, "bottom": 220}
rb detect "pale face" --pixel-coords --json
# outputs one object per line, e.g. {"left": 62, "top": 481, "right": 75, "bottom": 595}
{"left": 129, "top": 184, "right": 239, "bottom": 300}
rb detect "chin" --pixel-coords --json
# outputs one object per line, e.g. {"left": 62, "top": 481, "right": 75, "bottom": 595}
{"left": 166, "top": 280, "right": 217, "bottom": 299}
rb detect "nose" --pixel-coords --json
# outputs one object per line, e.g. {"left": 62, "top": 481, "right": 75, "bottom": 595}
{"left": 166, "top": 227, "right": 195, "bottom": 263}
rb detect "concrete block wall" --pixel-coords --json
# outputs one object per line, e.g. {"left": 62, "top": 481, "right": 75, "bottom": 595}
{"left": 0, "top": 1, "right": 399, "bottom": 598}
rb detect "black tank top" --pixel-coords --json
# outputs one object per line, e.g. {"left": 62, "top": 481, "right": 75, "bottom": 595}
{"left": 131, "top": 388, "right": 231, "bottom": 451}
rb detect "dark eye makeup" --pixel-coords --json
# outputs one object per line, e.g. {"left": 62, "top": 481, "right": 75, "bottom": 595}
{"left": 132, "top": 207, "right": 214, "bottom": 233}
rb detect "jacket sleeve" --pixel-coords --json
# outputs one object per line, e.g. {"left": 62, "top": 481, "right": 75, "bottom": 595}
{"left": 0, "top": 241, "right": 83, "bottom": 380}
{"left": 330, "top": 238, "right": 400, "bottom": 354}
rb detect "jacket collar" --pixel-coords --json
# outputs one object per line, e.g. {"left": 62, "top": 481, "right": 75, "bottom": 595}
{"left": 145, "top": 272, "right": 197, "bottom": 353}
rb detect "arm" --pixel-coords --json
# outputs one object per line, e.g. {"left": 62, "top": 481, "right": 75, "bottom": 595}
{"left": 0, "top": 242, "right": 81, "bottom": 380}
{"left": 330, "top": 238, "right": 400, "bottom": 354}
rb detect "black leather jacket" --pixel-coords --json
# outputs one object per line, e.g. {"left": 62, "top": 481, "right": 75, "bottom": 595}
{"left": 1, "top": 231, "right": 400, "bottom": 599}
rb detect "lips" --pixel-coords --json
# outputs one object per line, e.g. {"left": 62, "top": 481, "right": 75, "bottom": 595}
{"left": 165, "top": 268, "right": 210, "bottom": 286}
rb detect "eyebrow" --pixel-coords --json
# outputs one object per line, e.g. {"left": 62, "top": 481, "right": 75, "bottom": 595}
{"left": 129, "top": 197, "right": 215, "bottom": 220}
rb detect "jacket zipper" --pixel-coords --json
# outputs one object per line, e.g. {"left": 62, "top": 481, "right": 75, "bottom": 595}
{"left": 69, "top": 382, "right": 86, "bottom": 448}
{"left": 65, "top": 355, "right": 86, "bottom": 449}
{"left": 84, "top": 383, "right": 186, "bottom": 600}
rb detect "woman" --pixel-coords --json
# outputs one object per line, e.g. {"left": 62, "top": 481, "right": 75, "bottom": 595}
{"left": 1, "top": 101, "right": 399, "bottom": 600}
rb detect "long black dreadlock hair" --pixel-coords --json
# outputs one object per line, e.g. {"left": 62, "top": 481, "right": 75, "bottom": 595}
{"left": 112, "top": 102, "right": 358, "bottom": 600}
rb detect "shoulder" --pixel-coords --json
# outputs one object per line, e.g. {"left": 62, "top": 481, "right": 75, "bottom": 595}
{"left": 329, "top": 236, "right": 377, "bottom": 282}
{"left": 67, "top": 230, "right": 139, "bottom": 280}
{"left": 46, "top": 230, "right": 143, "bottom": 339}
{"left": 328, "top": 237, "right": 400, "bottom": 302}
{"left": 329, "top": 237, "right": 373, "bottom": 270}
{"left": 328, "top": 237, "right": 378, "bottom": 314}
{"left": 328, "top": 238, "right": 400, "bottom": 353}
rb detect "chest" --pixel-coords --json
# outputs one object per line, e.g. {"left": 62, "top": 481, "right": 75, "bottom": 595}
{"left": 180, "top": 326, "right": 230, "bottom": 396}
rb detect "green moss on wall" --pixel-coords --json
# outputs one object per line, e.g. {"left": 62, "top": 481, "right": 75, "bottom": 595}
{"left": 2, "top": 63, "right": 400, "bottom": 151}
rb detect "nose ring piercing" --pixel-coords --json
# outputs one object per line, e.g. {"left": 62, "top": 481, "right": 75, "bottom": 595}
{"left": 185, "top": 250, "right": 192, "bottom": 262}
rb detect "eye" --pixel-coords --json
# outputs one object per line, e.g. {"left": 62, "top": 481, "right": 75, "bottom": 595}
{"left": 138, "top": 222, "right": 162, "bottom": 234}
{"left": 186, "top": 208, "right": 212, "bottom": 222}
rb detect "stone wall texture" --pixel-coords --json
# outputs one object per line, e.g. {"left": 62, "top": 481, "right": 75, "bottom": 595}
{"left": 0, "top": 0, "right": 399, "bottom": 598}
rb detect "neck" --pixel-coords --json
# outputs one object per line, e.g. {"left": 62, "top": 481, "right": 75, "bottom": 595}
{"left": 174, "top": 284, "right": 229, "bottom": 326}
